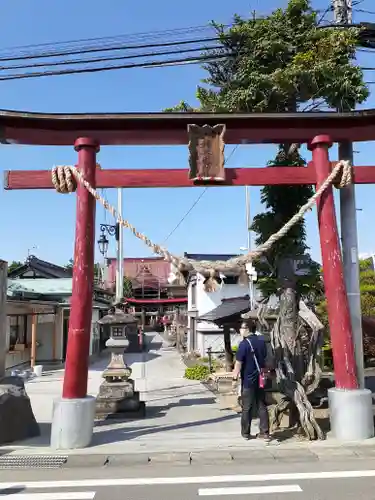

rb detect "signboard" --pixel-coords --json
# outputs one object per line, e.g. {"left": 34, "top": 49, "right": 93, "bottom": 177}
{"left": 37, "top": 314, "right": 55, "bottom": 324}
{"left": 188, "top": 124, "right": 226, "bottom": 182}
{"left": 278, "top": 255, "right": 314, "bottom": 281}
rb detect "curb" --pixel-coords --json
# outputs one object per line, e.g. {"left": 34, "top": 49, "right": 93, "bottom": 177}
{"left": 2, "top": 445, "right": 375, "bottom": 469}
{"left": 58, "top": 446, "right": 375, "bottom": 468}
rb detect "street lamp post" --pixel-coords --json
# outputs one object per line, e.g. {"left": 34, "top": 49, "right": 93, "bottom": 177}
{"left": 97, "top": 223, "right": 122, "bottom": 300}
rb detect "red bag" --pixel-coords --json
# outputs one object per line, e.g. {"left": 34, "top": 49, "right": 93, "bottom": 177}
{"left": 246, "top": 337, "right": 267, "bottom": 388}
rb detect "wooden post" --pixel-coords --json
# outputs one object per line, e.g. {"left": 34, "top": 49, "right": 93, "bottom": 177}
{"left": 223, "top": 325, "right": 234, "bottom": 372}
{"left": 62, "top": 138, "right": 99, "bottom": 399}
{"left": 52, "top": 309, "right": 57, "bottom": 361}
{"left": 309, "top": 135, "right": 358, "bottom": 390}
{"left": 30, "top": 312, "right": 37, "bottom": 369}
{"left": 0, "top": 260, "right": 7, "bottom": 377}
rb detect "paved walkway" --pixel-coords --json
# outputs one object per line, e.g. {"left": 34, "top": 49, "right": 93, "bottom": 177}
{"left": 4, "top": 332, "right": 375, "bottom": 459}
{"left": 4, "top": 332, "right": 249, "bottom": 454}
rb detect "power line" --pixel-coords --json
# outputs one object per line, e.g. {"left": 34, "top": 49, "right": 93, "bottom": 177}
{"left": 1, "top": 44, "right": 222, "bottom": 72}
{"left": 354, "top": 8, "right": 375, "bottom": 14}
{"left": 316, "top": 5, "right": 333, "bottom": 25}
{"left": 162, "top": 188, "right": 208, "bottom": 243}
{"left": 162, "top": 145, "right": 240, "bottom": 243}
{"left": 0, "top": 25, "right": 218, "bottom": 53}
{"left": 0, "top": 18, "right": 373, "bottom": 80}
{"left": 0, "top": 36, "right": 221, "bottom": 63}
{"left": 0, "top": 53, "right": 228, "bottom": 81}
{"left": 1, "top": 47, "right": 374, "bottom": 82}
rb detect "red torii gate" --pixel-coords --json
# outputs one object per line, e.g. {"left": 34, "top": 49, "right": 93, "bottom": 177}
{"left": 3, "top": 109, "right": 375, "bottom": 448}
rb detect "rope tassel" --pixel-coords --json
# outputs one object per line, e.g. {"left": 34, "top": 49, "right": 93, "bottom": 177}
{"left": 237, "top": 267, "right": 249, "bottom": 286}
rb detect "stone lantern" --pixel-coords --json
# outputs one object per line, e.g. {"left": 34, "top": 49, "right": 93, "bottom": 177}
{"left": 95, "top": 307, "right": 145, "bottom": 419}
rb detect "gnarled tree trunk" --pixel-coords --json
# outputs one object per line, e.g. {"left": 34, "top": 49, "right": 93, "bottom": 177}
{"left": 270, "top": 288, "right": 325, "bottom": 440}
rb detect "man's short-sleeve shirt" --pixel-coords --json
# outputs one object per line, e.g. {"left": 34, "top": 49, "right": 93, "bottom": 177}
{"left": 236, "top": 335, "right": 267, "bottom": 388}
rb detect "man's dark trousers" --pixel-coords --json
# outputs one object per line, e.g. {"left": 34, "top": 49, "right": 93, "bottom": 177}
{"left": 241, "top": 385, "right": 269, "bottom": 437}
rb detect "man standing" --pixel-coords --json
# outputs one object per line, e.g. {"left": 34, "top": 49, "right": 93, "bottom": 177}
{"left": 232, "top": 321, "right": 271, "bottom": 442}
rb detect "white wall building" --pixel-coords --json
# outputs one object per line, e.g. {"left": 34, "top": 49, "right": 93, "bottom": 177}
{"left": 185, "top": 254, "right": 253, "bottom": 357}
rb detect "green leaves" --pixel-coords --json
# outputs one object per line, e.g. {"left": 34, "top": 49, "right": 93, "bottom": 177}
{"left": 165, "top": 0, "right": 368, "bottom": 304}
{"left": 123, "top": 276, "right": 134, "bottom": 298}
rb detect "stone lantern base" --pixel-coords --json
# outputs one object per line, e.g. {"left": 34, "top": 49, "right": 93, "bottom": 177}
{"left": 95, "top": 346, "right": 146, "bottom": 420}
{"left": 96, "top": 378, "right": 146, "bottom": 420}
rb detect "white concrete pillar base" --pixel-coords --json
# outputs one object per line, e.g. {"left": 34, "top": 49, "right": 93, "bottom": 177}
{"left": 50, "top": 396, "right": 95, "bottom": 450}
{"left": 328, "top": 387, "right": 374, "bottom": 441}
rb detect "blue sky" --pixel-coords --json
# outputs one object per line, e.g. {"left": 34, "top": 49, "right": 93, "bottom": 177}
{"left": 1, "top": 0, "right": 375, "bottom": 267}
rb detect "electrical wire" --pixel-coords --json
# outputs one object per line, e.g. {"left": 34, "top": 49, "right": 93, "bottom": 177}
{"left": 316, "top": 5, "right": 333, "bottom": 26}
{"left": 1, "top": 44, "right": 222, "bottom": 71}
{"left": 0, "top": 36, "right": 221, "bottom": 63}
{"left": 0, "top": 25, "right": 219, "bottom": 53}
{"left": 0, "top": 17, "right": 373, "bottom": 81}
{"left": 162, "top": 189, "right": 208, "bottom": 244}
{"left": 0, "top": 53, "right": 229, "bottom": 81}
{"left": 354, "top": 8, "right": 375, "bottom": 14}
{"left": 2, "top": 50, "right": 375, "bottom": 82}
{"left": 162, "top": 145, "right": 240, "bottom": 244}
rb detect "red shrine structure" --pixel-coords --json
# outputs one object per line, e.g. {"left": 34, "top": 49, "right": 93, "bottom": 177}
{"left": 3, "top": 109, "right": 375, "bottom": 448}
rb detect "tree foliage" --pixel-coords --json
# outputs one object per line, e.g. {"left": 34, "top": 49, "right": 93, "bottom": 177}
{"left": 169, "top": 0, "right": 368, "bottom": 114}
{"left": 65, "top": 259, "right": 102, "bottom": 282}
{"left": 317, "top": 258, "right": 375, "bottom": 331}
{"left": 168, "top": 0, "right": 367, "bottom": 300}
{"left": 7, "top": 261, "right": 23, "bottom": 274}
{"left": 123, "top": 276, "right": 134, "bottom": 298}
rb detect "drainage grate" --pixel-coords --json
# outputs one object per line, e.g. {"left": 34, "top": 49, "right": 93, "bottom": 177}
{"left": 0, "top": 455, "right": 68, "bottom": 469}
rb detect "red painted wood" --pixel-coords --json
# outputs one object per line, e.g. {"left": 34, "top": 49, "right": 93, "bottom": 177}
{"left": 1, "top": 108, "right": 375, "bottom": 145}
{"left": 62, "top": 138, "right": 99, "bottom": 399}
{"left": 309, "top": 136, "right": 358, "bottom": 390}
{"left": 124, "top": 297, "right": 188, "bottom": 305}
{"left": 5, "top": 165, "right": 375, "bottom": 190}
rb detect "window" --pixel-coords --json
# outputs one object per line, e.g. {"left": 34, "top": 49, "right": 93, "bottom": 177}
{"left": 112, "top": 326, "right": 124, "bottom": 338}
{"left": 8, "top": 315, "right": 27, "bottom": 350}
{"left": 191, "top": 283, "right": 197, "bottom": 307}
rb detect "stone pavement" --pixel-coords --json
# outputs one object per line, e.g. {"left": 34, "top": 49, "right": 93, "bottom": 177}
{"left": 1, "top": 332, "right": 246, "bottom": 454}
{"left": 1, "top": 331, "right": 375, "bottom": 467}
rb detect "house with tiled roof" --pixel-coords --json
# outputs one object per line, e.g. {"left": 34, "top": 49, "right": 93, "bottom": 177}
{"left": 5, "top": 257, "right": 112, "bottom": 371}
{"left": 8, "top": 255, "right": 73, "bottom": 280}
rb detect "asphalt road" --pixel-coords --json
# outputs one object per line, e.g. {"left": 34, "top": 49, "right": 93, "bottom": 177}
{"left": 1, "top": 459, "right": 375, "bottom": 499}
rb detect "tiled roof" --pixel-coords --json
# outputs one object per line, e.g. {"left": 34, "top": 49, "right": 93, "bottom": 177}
{"left": 198, "top": 296, "right": 250, "bottom": 323}
{"left": 8, "top": 278, "right": 73, "bottom": 296}
{"left": 184, "top": 253, "right": 239, "bottom": 261}
{"left": 8, "top": 255, "right": 72, "bottom": 279}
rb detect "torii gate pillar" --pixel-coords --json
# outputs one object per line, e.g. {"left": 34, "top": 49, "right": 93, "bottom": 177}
{"left": 310, "top": 136, "right": 374, "bottom": 441}
{"left": 51, "top": 137, "right": 99, "bottom": 450}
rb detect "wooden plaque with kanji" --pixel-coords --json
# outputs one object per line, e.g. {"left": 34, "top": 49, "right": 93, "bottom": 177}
{"left": 188, "top": 124, "right": 226, "bottom": 182}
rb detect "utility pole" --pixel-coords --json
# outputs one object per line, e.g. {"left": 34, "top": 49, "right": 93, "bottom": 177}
{"left": 332, "top": 0, "right": 352, "bottom": 23}
{"left": 333, "top": 0, "right": 364, "bottom": 388}
{"left": 115, "top": 188, "right": 124, "bottom": 303}
{"left": 245, "top": 186, "right": 256, "bottom": 309}
{"left": 0, "top": 260, "right": 7, "bottom": 378}
{"left": 245, "top": 186, "right": 251, "bottom": 253}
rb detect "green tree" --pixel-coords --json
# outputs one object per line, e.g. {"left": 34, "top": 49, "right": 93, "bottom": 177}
{"left": 123, "top": 276, "right": 134, "bottom": 298}
{"left": 65, "top": 259, "right": 102, "bottom": 283}
{"left": 65, "top": 259, "right": 74, "bottom": 270}
{"left": 7, "top": 261, "right": 23, "bottom": 274}
{"left": 167, "top": 0, "right": 368, "bottom": 439}
{"left": 318, "top": 258, "right": 375, "bottom": 333}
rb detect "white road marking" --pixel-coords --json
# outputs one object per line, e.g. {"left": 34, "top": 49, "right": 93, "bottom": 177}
{"left": 0, "top": 469, "right": 375, "bottom": 489}
{"left": 0, "top": 494, "right": 95, "bottom": 500}
{"left": 199, "top": 485, "right": 302, "bottom": 496}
